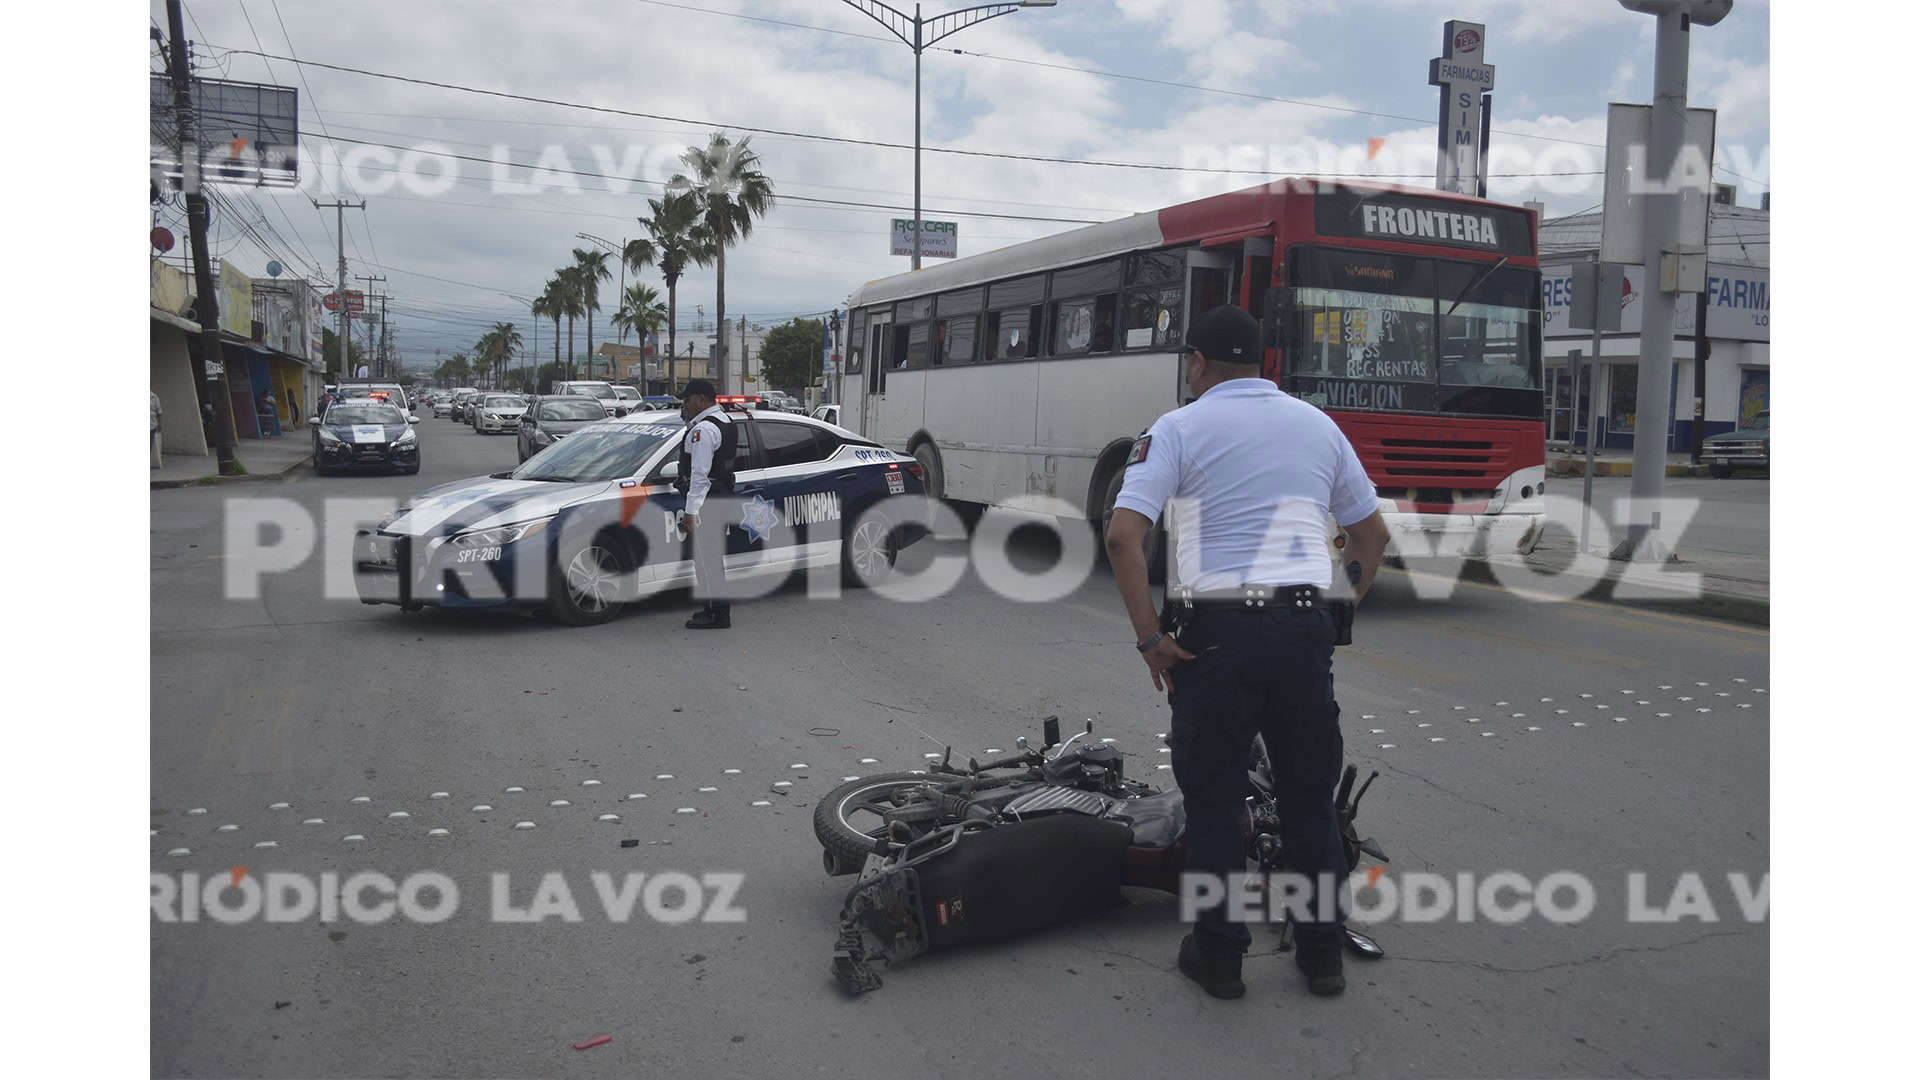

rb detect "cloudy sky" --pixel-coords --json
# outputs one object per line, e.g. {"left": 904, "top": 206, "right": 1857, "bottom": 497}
{"left": 150, "top": 0, "right": 1771, "bottom": 366}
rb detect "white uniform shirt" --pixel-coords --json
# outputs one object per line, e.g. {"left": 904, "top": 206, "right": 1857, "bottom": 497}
{"left": 682, "top": 405, "right": 729, "bottom": 515}
{"left": 1113, "top": 378, "right": 1378, "bottom": 591}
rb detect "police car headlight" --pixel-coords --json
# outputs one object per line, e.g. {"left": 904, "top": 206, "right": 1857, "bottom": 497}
{"left": 318, "top": 427, "right": 343, "bottom": 445}
{"left": 395, "top": 428, "right": 417, "bottom": 444}
{"left": 452, "top": 518, "right": 551, "bottom": 548}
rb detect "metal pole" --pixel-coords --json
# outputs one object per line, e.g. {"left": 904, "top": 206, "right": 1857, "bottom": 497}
{"left": 165, "top": 0, "right": 237, "bottom": 474}
{"left": 912, "top": 5, "right": 923, "bottom": 272}
{"left": 1617, "top": 5, "right": 1691, "bottom": 561}
{"left": 336, "top": 204, "right": 348, "bottom": 376}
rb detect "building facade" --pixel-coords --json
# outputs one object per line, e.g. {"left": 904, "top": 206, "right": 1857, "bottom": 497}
{"left": 1538, "top": 203, "right": 1769, "bottom": 451}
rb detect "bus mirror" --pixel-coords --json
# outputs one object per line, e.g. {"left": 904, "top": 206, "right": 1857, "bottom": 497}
{"left": 1262, "top": 287, "right": 1291, "bottom": 348}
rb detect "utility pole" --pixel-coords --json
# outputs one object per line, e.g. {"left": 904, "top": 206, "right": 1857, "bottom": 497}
{"left": 1613, "top": 0, "right": 1732, "bottom": 561}
{"left": 1690, "top": 286, "right": 1710, "bottom": 462}
{"left": 361, "top": 274, "right": 386, "bottom": 378}
{"left": 164, "top": 0, "right": 238, "bottom": 474}
{"left": 312, "top": 196, "right": 364, "bottom": 379}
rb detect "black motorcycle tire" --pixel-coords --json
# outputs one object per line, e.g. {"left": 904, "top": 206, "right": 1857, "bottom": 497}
{"left": 814, "top": 773, "right": 944, "bottom": 868}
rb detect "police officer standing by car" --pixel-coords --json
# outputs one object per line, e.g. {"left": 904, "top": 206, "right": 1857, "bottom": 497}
{"left": 676, "top": 379, "right": 737, "bottom": 630}
{"left": 1103, "top": 305, "right": 1391, "bottom": 1000}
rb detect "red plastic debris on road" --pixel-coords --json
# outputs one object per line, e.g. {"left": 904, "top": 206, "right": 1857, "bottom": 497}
{"left": 573, "top": 1035, "right": 612, "bottom": 1051}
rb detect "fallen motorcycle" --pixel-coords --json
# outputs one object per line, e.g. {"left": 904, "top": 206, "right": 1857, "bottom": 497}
{"left": 815, "top": 716, "right": 1387, "bottom": 994}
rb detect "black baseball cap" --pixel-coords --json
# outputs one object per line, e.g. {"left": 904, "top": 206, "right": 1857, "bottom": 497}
{"left": 678, "top": 378, "right": 718, "bottom": 400}
{"left": 1184, "top": 305, "right": 1262, "bottom": 364}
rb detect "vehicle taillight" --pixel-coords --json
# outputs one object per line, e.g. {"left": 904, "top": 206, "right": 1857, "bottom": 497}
{"left": 902, "top": 462, "right": 923, "bottom": 480}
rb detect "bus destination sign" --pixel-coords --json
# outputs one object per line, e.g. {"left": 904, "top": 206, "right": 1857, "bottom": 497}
{"left": 1315, "top": 188, "right": 1533, "bottom": 257}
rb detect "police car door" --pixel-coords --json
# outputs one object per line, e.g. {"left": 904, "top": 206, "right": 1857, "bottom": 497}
{"left": 745, "top": 418, "right": 847, "bottom": 571}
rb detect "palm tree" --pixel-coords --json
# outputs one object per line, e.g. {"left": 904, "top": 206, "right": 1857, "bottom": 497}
{"left": 669, "top": 134, "right": 774, "bottom": 393}
{"left": 611, "top": 282, "right": 668, "bottom": 381}
{"left": 626, "top": 191, "right": 713, "bottom": 394}
{"left": 489, "top": 322, "right": 522, "bottom": 387}
{"left": 555, "top": 265, "right": 586, "bottom": 380}
{"left": 535, "top": 276, "right": 565, "bottom": 378}
{"left": 571, "top": 247, "right": 613, "bottom": 379}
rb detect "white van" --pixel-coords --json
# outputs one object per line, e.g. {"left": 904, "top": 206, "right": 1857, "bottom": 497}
{"left": 550, "top": 380, "right": 625, "bottom": 417}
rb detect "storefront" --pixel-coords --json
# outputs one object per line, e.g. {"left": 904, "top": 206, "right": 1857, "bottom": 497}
{"left": 1540, "top": 260, "right": 1769, "bottom": 452}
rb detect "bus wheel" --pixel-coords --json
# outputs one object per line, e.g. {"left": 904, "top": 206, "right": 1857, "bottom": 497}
{"left": 912, "top": 443, "right": 944, "bottom": 500}
{"left": 1101, "top": 468, "right": 1166, "bottom": 585}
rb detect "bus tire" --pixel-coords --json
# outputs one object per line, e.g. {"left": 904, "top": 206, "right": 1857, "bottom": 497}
{"left": 1101, "top": 467, "right": 1166, "bottom": 585}
{"left": 911, "top": 442, "right": 944, "bottom": 500}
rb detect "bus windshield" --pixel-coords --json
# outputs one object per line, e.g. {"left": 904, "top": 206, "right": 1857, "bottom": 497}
{"left": 1284, "top": 246, "right": 1541, "bottom": 418}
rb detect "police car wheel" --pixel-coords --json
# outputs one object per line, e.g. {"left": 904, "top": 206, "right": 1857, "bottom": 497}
{"left": 841, "top": 516, "right": 897, "bottom": 588}
{"left": 547, "top": 541, "right": 626, "bottom": 625}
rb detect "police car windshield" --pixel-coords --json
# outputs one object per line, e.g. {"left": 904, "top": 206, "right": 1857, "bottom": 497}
{"left": 509, "top": 423, "right": 679, "bottom": 483}
{"left": 328, "top": 404, "right": 404, "bottom": 425}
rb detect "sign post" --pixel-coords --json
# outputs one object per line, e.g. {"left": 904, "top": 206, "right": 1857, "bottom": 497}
{"left": 1568, "top": 258, "right": 1624, "bottom": 553}
{"left": 1428, "top": 20, "right": 1495, "bottom": 196}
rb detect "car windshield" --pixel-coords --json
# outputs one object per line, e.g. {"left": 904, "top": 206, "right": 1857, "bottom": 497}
{"left": 538, "top": 399, "right": 606, "bottom": 420}
{"left": 484, "top": 395, "right": 524, "bottom": 409}
{"left": 328, "top": 404, "right": 404, "bottom": 425}
{"left": 572, "top": 384, "right": 616, "bottom": 400}
{"left": 614, "top": 387, "right": 641, "bottom": 400}
{"left": 510, "top": 421, "right": 680, "bottom": 482}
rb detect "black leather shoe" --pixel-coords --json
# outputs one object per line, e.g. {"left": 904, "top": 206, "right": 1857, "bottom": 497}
{"left": 1177, "top": 934, "right": 1245, "bottom": 999}
{"left": 1294, "top": 940, "right": 1346, "bottom": 997}
{"left": 685, "top": 608, "right": 731, "bottom": 630}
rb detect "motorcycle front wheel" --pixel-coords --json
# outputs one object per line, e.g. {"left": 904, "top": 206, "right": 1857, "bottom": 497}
{"left": 814, "top": 773, "right": 947, "bottom": 873}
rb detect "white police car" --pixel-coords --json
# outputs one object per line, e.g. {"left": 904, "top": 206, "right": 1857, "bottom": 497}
{"left": 354, "top": 409, "right": 927, "bottom": 624}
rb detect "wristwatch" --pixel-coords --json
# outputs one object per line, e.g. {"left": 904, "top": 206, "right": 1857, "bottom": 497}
{"left": 1135, "top": 630, "right": 1167, "bottom": 654}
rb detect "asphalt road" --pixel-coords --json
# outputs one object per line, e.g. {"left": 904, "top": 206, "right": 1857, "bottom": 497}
{"left": 151, "top": 416, "right": 1769, "bottom": 1078}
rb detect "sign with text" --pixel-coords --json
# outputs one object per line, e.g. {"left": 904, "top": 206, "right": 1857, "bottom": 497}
{"left": 1314, "top": 187, "right": 1532, "bottom": 256}
{"left": 1429, "top": 20, "right": 1494, "bottom": 196}
{"left": 890, "top": 219, "right": 957, "bottom": 259}
{"left": 1541, "top": 261, "right": 1767, "bottom": 342}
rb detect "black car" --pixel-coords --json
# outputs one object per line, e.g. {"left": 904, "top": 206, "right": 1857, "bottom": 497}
{"left": 517, "top": 396, "right": 611, "bottom": 462}
{"left": 311, "top": 400, "right": 421, "bottom": 476}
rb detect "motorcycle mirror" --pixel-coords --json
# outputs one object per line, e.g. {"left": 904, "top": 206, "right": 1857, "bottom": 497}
{"left": 1015, "top": 736, "right": 1030, "bottom": 751}
{"left": 1343, "top": 926, "right": 1386, "bottom": 959}
{"left": 1042, "top": 716, "right": 1060, "bottom": 748}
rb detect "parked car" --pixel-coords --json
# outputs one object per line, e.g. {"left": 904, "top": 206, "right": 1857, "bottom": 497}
{"left": 613, "top": 385, "right": 644, "bottom": 410}
{"left": 810, "top": 404, "right": 841, "bottom": 427}
{"left": 517, "top": 395, "right": 608, "bottom": 462}
{"left": 1701, "top": 410, "right": 1768, "bottom": 478}
{"left": 471, "top": 393, "right": 529, "bottom": 434}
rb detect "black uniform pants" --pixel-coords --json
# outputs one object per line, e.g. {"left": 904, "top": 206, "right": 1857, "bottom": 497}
{"left": 1168, "top": 603, "right": 1346, "bottom": 957}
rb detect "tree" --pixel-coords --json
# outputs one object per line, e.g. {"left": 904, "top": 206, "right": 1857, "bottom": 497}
{"left": 555, "top": 265, "right": 586, "bottom": 380}
{"left": 626, "top": 191, "right": 713, "bottom": 393}
{"left": 611, "top": 282, "right": 668, "bottom": 381}
{"left": 535, "top": 277, "right": 565, "bottom": 375}
{"left": 322, "top": 327, "right": 366, "bottom": 379}
{"left": 759, "top": 317, "right": 825, "bottom": 392}
{"left": 669, "top": 134, "right": 774, "bottom": 394}
{"left": 571, "top": 247, "right": 612, "bottom": 379}
{"left": 489, "top": 321, "right": 522, "bottom": 386}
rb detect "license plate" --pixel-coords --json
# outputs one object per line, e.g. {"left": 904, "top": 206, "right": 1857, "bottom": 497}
{"left": 454, "top": 546, "right": 502, "bottom": 564}
{"left": 886, "top": 471, "right": 905, "bottom": 494}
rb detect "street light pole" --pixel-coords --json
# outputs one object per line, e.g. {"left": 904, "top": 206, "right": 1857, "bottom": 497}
{"left": 838, "top": 1, "right": 1056, "bottom": 271}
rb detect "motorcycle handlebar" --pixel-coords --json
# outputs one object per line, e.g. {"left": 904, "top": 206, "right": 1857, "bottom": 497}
{"left": 969, "top": 751, "right": 1038, "bottom": 773}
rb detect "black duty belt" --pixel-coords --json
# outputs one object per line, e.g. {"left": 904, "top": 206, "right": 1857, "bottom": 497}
{"left": 1173, "top": 584, "right": 1326, "bottom": 612}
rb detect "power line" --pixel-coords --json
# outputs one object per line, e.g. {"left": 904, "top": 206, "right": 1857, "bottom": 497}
{"left": 630, "top": 0, "right": 1611, "bottom": 149}
{"left": 210, "top": 47, "right": 1435, "bottom": 177}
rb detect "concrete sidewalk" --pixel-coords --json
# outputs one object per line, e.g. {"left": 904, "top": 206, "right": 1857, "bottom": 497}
{"left": 151, "top": 434, "right": 310, "bottom": 489}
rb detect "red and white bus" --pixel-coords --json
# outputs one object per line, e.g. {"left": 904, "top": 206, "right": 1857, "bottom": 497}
{"left": 841, "top": 180, "right": 1546, "bottom": 560}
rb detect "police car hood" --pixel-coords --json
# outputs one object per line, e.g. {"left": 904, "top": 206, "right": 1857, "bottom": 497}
{"left": 323, "top": 420, "right": 408, "bottom": 443}
{"left": 382, "top": 474, "right": 614, "bottom": 538}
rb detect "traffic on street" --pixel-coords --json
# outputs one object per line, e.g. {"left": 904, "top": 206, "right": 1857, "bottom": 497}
{"left": 116, "top": 0, "right": 1816, "bottom": 1077}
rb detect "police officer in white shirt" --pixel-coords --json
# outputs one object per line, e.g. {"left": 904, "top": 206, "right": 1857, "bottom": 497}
{"left": 1104, "top": 305, "right": 1391, "bottom": 1000}
{"left": 675, "top": 379, "right": 738, "bottom": 630}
